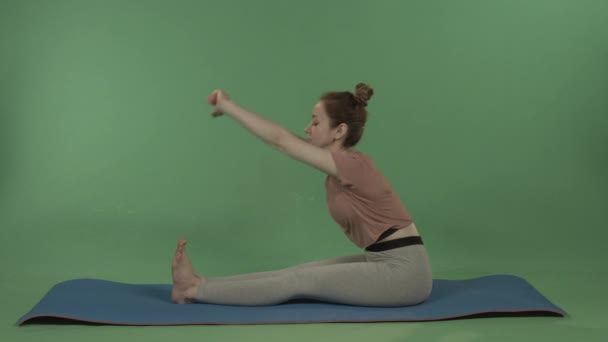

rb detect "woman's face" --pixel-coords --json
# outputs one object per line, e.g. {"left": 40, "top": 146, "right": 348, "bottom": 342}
{"left": 304, "top": 101, "right": 342, "bottom": 148}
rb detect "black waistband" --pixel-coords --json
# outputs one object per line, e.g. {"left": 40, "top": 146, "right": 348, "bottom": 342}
{"left": 365, "top": 236, "right": 424, "bottom": 252}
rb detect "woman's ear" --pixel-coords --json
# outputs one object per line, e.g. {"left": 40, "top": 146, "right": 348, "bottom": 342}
{"left": 336, "top": 123, "right": 348, "bottom": 140}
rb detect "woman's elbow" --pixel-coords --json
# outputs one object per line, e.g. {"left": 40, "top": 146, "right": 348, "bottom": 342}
{"left": 273, "top": 128, "right": 291, "bottom": 149}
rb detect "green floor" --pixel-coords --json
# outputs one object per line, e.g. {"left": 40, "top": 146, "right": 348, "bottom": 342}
{"left": 2, "top": 219, "right": 605, "bottom": 341}
{"left": 4, "top": 269, "right": 605, "bottom": 341}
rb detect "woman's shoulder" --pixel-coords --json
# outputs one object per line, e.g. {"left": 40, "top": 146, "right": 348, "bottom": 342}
{"left": 336, "top": 148, "right": 369, "bottom": 158}
{"left": 331, "top": 148, "right": 378, "bottom": 173}
{"left": 330, "top": 149, "right": 391, "bottom": 194}
{"left": 339, "top": 149, "right": 374, "bottom": 163}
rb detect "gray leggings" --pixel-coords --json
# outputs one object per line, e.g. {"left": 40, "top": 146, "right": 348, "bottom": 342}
{"left": 195, "top": 244, "right": 432, "bottom": 307}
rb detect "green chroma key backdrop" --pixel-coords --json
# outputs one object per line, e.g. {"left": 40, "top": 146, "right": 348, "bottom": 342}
{"left": 1, "top": 0, "right": 606, "bottom": 341}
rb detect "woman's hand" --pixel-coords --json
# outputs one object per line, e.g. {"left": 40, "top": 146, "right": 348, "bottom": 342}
{"left": 207, "top": 89, "right": 231, "bottom": 117}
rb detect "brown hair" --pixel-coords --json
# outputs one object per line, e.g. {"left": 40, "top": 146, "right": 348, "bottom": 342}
{"left": 320, "top": 83, "right": 374, "bottom": 148}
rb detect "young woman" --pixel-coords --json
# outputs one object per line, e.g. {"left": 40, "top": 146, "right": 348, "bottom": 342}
{"left": 171, "top": 83, "right": 432, "bottom": 307}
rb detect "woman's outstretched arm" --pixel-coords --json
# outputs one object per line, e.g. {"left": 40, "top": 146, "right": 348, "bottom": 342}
{"left": 207, "top": 89, "right": 338, "bottom": 177}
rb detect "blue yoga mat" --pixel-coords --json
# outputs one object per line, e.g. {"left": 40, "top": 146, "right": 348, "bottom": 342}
{"left": 17, "top": 275, "right": 565, "bottom": 326}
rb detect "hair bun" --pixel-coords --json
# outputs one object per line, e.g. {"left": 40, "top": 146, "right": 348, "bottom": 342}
{"left": 354, "top": 83, "right": 374, "bottom": 107}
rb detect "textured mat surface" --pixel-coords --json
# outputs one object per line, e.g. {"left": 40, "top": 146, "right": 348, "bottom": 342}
{"left": 17, "top": 274, "right": 566, "bottom": 325}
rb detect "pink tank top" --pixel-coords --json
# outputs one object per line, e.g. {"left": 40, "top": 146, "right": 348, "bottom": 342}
{"left": 325, "top": 149, "right": 414, "bottom": 248}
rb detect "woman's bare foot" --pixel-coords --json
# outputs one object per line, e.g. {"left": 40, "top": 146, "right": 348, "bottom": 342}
{"left": 171, "top": 238, "right": 204, "bottom": 304}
